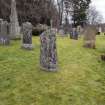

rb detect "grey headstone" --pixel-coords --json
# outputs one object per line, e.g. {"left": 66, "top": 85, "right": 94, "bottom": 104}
{"left": 21, "top": 22, "right": 33, "bottom": 50}
{"left": 58, "top": 29, "right": 65, "bottom": 37}
{"left": 0, "top": 20, "right": 10, "bottom": 45}
{"left": 70, "top": 28, "right": 78, "bottom": 40}
{"left": 40, "top": 29, "right": 58, "bottom": 72}
{"left": 83, "top": 26, "right": 96, "bottom": 49}
{"left": 77, "top": 25, "right": 83, "bottom": 35}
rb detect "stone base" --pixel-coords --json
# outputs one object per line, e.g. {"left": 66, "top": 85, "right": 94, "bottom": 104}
{"left": 21, "top": 44, "right": 33, "bottom": 50}
{"left": 84, "top": 40, "right": 96, "bottom": 49}
{"left": 84, "top": 44, "right": 95, "bottom": 49}
{"left": 40, "top": 66, "right": 58, "bottom": 72}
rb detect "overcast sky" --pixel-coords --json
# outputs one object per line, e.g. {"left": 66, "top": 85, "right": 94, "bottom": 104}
{"left": 91, "top": 0, "right": 105, "bottom": 22}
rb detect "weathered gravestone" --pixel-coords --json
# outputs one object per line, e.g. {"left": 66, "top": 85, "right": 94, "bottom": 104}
{"left": 77, "top": 25, "right": 83, "bottom": 36}
{"left": 21, "top": 22, "right": 33, "bottom": 50}
{"left": 83, "top": 26, "right": 97, "bottom": 49}
{"left": 40, "top": 29, "right": 58, "bottom": 71}
{"left": 58, "top": 29, "right": 65, "bottom": 37}
{"left": 0, "top": 19, "right": 10, "bottom": 45}
{"left": 10, "top": 0, "right": 20, "bottom": 39}
{"left": 70, "top": 28, "right": 78, "bottom": 40}
{"left": 97, "top": 26, "right": 102, "bottom": 35}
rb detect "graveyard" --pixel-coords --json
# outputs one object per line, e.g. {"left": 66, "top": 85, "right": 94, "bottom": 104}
{"left": 0, "top": 35, "right": 105, "bottom": 105}
{"left": 1, "top": 0, "right": 105, "bottom": 105}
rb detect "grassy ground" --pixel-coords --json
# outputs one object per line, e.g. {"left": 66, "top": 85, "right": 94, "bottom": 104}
{"left": 0, "top": 35, "right": 105, "bottom": 105}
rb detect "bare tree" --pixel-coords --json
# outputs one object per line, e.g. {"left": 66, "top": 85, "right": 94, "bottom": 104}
{"left": 56, "top": 0, "right": 65, "bottom": 26}
{"left": 0, "top": 0, "right": 59, "bottom": 27}
{"left": 87, "top": 6, "right": 103, "bottom": 25}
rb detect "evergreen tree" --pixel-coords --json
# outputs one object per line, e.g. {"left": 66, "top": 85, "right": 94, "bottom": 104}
{"left": 71, "top": 0, "right": 91, "bottom": 27}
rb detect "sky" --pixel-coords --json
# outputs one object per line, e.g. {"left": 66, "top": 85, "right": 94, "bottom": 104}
{"left": 91, "top": 0, "right": 105, "bottom": 23}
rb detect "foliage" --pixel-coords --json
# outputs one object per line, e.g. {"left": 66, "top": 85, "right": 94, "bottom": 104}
{"left": 70, "top": 0, "right": 91, "bottom": 27}
{"left": 56, "top": 0, "right": 91, "bottom": 28}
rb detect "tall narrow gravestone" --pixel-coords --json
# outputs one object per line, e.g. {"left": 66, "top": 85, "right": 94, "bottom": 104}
{"left": 84, "top": 26, "right": 97, "bottom": 49}
{"left": 40, "top": 29, "right": 58, "bottom": 71}
{"left": 0, "top": 19, "right": 10, "bottom": 45}
{"left": 21, "top": 22, "right": 33, "bottom": 50}
{"left": 10, "top": 0, "right": 20, "bottom": 39}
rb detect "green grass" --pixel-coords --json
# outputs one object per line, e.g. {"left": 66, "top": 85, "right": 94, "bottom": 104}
{"left": 0, "top": 36, "right": 105, "bottom": 105}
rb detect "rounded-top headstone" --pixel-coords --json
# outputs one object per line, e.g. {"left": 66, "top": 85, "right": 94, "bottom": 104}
{"left": 21, "top": 22, "right": 33, "bottom": 50}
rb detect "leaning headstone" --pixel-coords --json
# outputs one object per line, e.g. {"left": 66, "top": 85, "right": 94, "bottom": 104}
{"left": 40, "top": 29, "right": 58, "bottom": 71}
{"left": 21, "top": 22, "right": 33, "bottom": 50}
{"left": 83, "top": 26, "right": 96, "bottom": 49}
{"left": 10, "top": 0, "right": 20, "bottom": 39}
{"left": 0, "top": 19, "right": 10, "bottom": 45}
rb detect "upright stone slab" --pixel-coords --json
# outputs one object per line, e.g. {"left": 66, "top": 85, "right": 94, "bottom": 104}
{"left": 97, "top": 26, "right": 102, "bottom": 35}
{"left": 40, "top": 29, "right": 58, "bottom": 71}
{"left": 84, "top": 26, "right": 96, "bottom": 49}
{"left": 0, "top": 19, "right": 10, "bottom": 45}
{"left": 21, "top": 22, "right": 33, "bottom": 50}
{"left": 77, "top": 25, "right": 83, "bottom": 36}
{"left": 70, "top": 28, "right": 78, "bottom": 40}
{"left": 59, "top": 29, "right": 65, "bottom": 37}
{"left": 10, "top": 0, "right": 20, "bottom": 39}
